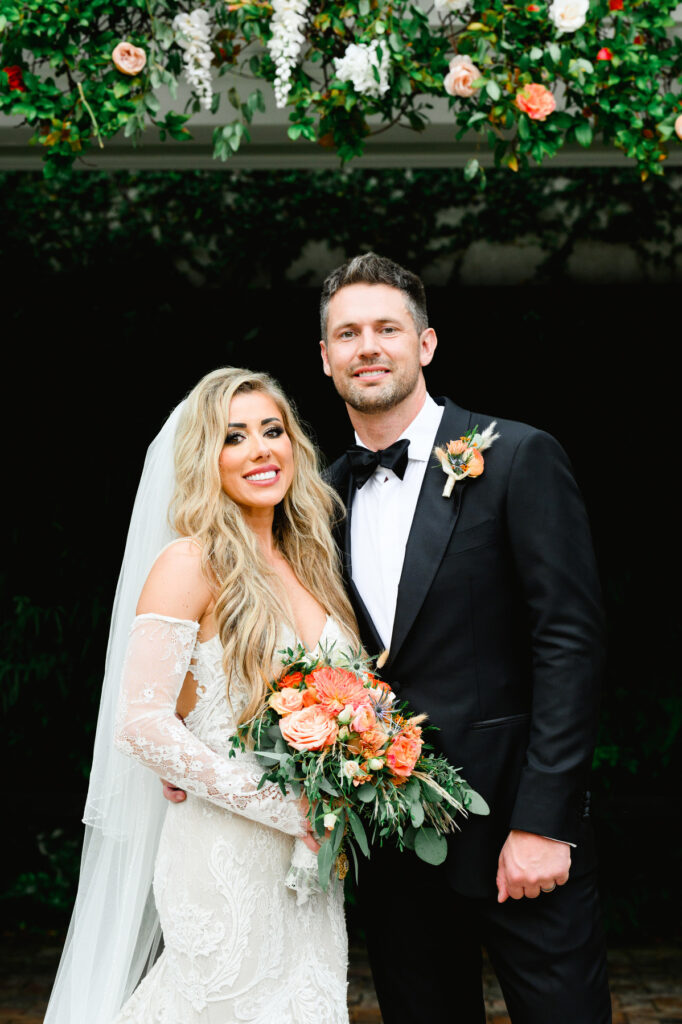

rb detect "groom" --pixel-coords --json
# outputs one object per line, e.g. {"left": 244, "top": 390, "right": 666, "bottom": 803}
{"left": 320, "top": 253, "right": 611, "bottom": 1023}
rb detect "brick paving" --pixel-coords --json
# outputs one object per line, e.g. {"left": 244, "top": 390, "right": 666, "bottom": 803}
{"left": 1, "top": 933, "right": 680, "bottom": 1022}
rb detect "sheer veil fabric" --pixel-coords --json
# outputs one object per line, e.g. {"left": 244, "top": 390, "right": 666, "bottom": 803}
{"left": 45, "top": 401, "right": 186, "bottom": 1023}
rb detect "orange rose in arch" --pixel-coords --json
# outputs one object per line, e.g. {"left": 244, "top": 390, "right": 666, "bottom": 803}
{"left": 515, "top": 83, "right": 556, "bottom": 121}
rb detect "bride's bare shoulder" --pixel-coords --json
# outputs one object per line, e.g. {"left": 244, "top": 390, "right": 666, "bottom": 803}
{"left": 136, "top": 537, "right": 213, "bottom": 621}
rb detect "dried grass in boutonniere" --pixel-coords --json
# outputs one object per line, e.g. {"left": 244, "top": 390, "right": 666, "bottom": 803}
{"left": 434, "top": 422, "right": 500, "bottom": 498}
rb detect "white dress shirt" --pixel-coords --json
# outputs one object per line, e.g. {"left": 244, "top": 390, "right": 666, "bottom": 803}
{"left": 350, "top": 394, "right": 444, "bottom": 651}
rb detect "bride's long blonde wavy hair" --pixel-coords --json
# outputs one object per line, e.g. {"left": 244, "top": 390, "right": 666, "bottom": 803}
{"left": 172, "top": 367, "right": 359, "bottom": 727}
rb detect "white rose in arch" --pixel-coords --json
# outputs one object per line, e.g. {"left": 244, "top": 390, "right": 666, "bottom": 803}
{"left": 549, "top": 0, "right": 590, "bottom": 32}
{"left": 443, "top": 55, "right": 481, "bottom": 98}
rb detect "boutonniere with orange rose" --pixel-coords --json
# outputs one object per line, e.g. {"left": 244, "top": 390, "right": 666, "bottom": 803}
{"left": 230, "top": 643, "right": 489, "bottom": 902}
{"left": 434, "top": 422, "right": 500, "bottom": 497}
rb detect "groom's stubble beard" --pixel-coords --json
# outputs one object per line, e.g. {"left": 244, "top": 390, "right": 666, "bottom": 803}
{"left": 333, "top": 354, "right": 422, "bottom": 414}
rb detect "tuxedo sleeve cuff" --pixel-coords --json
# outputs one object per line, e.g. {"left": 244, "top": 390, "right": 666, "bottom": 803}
{"left": 509, "top": 765, "right": 586, "bottom": 846}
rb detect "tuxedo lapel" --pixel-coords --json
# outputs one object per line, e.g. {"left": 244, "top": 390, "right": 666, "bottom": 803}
{"left": 384, "top": 399, "right": 472, "bottom": 674}
{"left": 329, "top": 456, "right": 384, "bottom": 655}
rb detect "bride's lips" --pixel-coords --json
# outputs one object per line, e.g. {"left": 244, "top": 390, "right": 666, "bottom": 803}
{"left": 242, "top": 464, "right": 281, "bottom": 486}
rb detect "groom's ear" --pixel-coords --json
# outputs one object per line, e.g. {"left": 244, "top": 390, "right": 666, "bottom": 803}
{"left": 419, "top": 327, "right": 438, "bottom": 367}
{"left": 320, "top": 339, "right": 332, "bottom": 378}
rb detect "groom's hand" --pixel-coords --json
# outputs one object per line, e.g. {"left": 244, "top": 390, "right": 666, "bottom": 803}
{"left": 161, "top": 713, "right": 188, "bottom": 802}
{"left": 162, "top": 779, "right": 187, "bottom": 803}
{"left": 496, "top": 829, "right": 570, "bottom": 902}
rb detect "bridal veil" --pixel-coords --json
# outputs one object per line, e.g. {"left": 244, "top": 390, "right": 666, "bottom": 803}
{"left": 45, "top": 400, "right": 186, "bottom": 1023}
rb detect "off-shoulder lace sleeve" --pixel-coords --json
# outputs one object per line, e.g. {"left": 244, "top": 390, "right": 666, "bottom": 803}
{"left": 114, "top": 614, "right": 306, "bottom": 837}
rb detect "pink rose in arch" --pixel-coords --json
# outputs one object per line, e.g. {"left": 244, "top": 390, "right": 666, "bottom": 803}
{"left": 674, "top": 115, "right": 682, "bottom": 140}
{"left": 444, "top": 55, "right": 481, "bottom": 99}
{"left": 515, "top": 83, "right": 556, "bottom": 121}
{"left": 112, "top": 42, "right": 147, "bottom": 76}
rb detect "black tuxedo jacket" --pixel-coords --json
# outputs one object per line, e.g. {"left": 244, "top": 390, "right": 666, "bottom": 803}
{"left": 327, "top": 397, "right": 605, "bottom": 897}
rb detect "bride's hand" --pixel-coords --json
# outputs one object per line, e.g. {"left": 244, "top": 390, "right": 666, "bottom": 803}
{"left": 297, "top": 795, "right": 320, "bottom": 853}
{"left": 297, "top": 796, "right": 334, "bottom": 854}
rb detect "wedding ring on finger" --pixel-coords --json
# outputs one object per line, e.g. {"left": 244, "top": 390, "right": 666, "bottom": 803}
{"left": 540, "top": 882, "right": 557, "bottom": 893}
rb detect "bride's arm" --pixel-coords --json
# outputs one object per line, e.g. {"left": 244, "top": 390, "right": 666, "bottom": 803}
{"left": 113, "top": 541, "right": 308, "bottom": 838}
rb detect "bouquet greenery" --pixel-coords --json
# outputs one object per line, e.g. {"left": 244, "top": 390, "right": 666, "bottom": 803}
{"left": 231, "top": 639, "right": 489, "bottom": 891}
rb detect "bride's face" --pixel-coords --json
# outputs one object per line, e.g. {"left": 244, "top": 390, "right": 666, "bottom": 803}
{"left": 218, "top": 391, "right": 295, "bottom": 513}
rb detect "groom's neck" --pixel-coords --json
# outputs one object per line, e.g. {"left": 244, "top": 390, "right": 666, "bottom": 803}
{"left": 348, "top": 384, "right": 426, "bottom": 451}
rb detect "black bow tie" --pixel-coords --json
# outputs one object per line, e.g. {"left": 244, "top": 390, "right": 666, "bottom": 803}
{"left": 345, "top": 438, "right": 410, "bottom": 489}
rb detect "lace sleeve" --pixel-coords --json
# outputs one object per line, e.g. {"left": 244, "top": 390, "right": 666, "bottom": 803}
{"left": 114, "top": 614, "right": 306, "bottom": 837}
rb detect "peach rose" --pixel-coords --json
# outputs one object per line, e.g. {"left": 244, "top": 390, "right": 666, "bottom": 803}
{"left": 112, "top": 41, "right": 147, "bottom": 76}
{"left": 280, "top": 705, "right": 339, "bottom": 751}
{"left": 351, "top": 705, "right": 376, "bottom": 734}
{"left": 515, "top": 83, "right": 556, "bottom": 121}
{"left": 279, "top": 671, "right": 304, "bottom": 688}
{"left": 268, "top": 688, "right": 304, "bottom": 716}
{"left": 675, "top": 114, "right": 682, "bottom": 140}
{"left": 447, "top": 438, "right": 468, "bottom": 455}
{"left": 385, "top": 725, "right": 423, "bottom": 779}
{"left": 465, "top": 448, "right": 485, "bottom": 478}
{"left": 444, "top": 55, "right": 481, "bottom": 99}
{"left": 311, "top": 667, "right": 367, "bottom": 715}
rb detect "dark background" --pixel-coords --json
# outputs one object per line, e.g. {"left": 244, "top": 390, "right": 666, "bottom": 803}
{"left": 1, "top": 167, "right": 678, "bottom": 943}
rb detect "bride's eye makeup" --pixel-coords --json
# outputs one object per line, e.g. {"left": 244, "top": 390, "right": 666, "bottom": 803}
{"left": 223, "top": 423, "right": 285, "bottom": 445}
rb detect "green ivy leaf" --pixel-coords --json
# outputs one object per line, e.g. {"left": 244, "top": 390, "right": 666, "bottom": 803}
{"left": 575, "top": 120, "right": 593, "bottom": 146}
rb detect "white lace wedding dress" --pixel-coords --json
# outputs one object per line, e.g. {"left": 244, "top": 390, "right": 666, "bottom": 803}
{"left": 112, "top": 612, "right": 349, "bottom": 1024}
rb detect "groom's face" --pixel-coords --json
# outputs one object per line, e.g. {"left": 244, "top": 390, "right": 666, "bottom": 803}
{"left": 320, "top": 283, "right": 436, "bottom": 413}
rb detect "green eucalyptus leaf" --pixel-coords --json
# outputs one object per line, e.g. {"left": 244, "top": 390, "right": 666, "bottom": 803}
{"left": 410, "top": 801, "right": 425, "bottom": 828}
{"left": 356, "top": 783, "right": 377, "bottom": 803}
{"left": 403, "top": 825, "right": 417, "bottom": 851}
{"left": 317, "top": 837, "right": 335, "bottom": 891}
{"left": 414, "top": 827, "right": 448, "bottom": 866}
{"left": 463, "top": 788, "right": 490, "bottom": 815}
{"left": 347, "top": 808, "right": 370, "bottom": 857}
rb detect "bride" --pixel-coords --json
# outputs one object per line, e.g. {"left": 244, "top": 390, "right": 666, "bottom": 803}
{"left": 45, "top": 367, "right": 359, "bottom": 1024}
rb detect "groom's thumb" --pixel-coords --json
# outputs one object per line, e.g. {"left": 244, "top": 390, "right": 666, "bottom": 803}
{"left": 496, "top": 869, "right": 508, "bottom": 903}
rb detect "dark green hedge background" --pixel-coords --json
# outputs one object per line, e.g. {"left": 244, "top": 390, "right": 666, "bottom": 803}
{"left": 1, "top": 166, "right": 678, "bottom": 942}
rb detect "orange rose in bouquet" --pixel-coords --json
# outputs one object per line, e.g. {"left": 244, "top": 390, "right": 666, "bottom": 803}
{"left": 268, "top": 688, "right": 305, "bottom": 716}
{"left": 386, "top": 724, "right": 423, "bottom": 780}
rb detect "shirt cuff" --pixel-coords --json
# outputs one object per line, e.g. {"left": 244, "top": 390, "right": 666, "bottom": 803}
{"left": 542, "top": 835, "right": 577, "bottom": 848}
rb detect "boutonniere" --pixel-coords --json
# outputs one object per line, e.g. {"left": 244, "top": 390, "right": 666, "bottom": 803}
{"left": 434, "top": 422, "right": 500, "bottom": 498}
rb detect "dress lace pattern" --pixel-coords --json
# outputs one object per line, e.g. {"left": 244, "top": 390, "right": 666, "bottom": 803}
{"left": 113, "top": 614, "right": 349, "bottom": 1024}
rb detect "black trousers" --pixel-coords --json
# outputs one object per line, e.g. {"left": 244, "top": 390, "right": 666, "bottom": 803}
{"left": 358, "top": 848, "right": 611, "bottom": 1024}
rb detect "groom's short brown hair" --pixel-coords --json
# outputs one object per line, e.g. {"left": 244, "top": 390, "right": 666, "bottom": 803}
{"left": 320, "top": 253, "right": 429, "bottom": 339}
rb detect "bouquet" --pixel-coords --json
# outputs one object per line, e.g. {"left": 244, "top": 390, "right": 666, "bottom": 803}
{"left": 230, "top": 641, "right": 489, "bottom": 902}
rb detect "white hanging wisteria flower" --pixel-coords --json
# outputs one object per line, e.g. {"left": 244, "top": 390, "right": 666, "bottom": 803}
{"left": 268, "top": 0, "right": 310, "bottom": 109}
{"left": 334, "top": 40, "right": 390, "bottom": 98}
{"left": 173, "top": 8, "right": 214, "bottom": 110}
{"left": 434, "top": 0, "right": 470, "bottom": 12}
{"left": 548, "top": 0, "right": 590, "bottom": 33}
